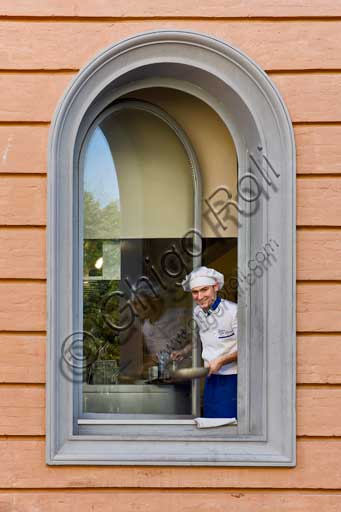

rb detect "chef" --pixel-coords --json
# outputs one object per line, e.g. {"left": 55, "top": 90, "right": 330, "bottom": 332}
{"left": 172, "top": 266, "right": 238, "bottom": 418}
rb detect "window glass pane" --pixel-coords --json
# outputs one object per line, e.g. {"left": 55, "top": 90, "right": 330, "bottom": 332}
{"left": 81, "top": 104, "right": 196, "bottom": 417}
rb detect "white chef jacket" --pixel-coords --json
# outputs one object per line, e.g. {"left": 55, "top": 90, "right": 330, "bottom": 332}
{"left": 194, "top": 298, "right": 237, "bottom": 375}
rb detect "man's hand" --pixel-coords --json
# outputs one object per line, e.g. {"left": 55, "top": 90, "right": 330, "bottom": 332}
{"left": 170, "top": 349, "right": 184, "bottom": 361}
{"left": 207, "top": 351, "right": 238, "bottom": 376}
{"left": 207, "top": 357, "right": 224, "bottom": 376}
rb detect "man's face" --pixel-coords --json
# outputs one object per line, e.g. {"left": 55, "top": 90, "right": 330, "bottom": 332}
{"left": 191, "top": 283, "right": 218, "bottom": 311}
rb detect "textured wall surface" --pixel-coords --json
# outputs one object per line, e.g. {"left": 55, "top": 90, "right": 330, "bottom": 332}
{"left": 1, "top": 1, "right": 341, "bottom": 510}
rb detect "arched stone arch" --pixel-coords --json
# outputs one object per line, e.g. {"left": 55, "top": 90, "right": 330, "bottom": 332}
{"left": 47, "top": 30, "right": 295, "bottom": 466}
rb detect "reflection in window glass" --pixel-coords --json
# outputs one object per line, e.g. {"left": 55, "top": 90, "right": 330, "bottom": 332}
{"left": 81, "top": 104, "right": 197, "bottom": 417}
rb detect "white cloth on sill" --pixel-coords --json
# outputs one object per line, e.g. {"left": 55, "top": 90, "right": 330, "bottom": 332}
{"left": 194, "top": 417, "right": 237, "bottom": 428}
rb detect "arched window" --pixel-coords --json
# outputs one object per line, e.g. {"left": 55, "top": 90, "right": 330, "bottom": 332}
{"left": 47, "top": 30, "right": 295, "bottom": 465}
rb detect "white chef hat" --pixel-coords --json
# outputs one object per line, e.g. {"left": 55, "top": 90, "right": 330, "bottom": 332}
{"left": 181, "top": 266, "right": 224, "bottom": 292}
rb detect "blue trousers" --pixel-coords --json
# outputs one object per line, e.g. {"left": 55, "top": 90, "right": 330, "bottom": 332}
{"left": 203, "top": 374, "right": 238, "bottom": 418}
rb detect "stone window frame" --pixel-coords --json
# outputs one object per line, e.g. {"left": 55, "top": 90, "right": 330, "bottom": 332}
{"left": 47, "top": 30, "right": 296, "bottom": 466}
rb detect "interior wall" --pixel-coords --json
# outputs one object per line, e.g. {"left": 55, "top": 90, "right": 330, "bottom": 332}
{"left": 123, "top": 87, "right": 238, "bottom": 238}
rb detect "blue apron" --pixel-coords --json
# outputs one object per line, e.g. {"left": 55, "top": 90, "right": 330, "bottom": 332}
{"left": 203, "top": 374, "right": 237, "bottom": 418}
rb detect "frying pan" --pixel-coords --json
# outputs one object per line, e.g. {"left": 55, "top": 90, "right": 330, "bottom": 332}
{"left": 170, "top": 366, "right": 208, "bottom": 380}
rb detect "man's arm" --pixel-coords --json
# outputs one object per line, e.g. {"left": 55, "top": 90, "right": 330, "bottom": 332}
{"left": 207, "top": 350, "right": 237, "bottom": 375}
{"left": 171, "top": 343, "right": 192, "bottom": 361}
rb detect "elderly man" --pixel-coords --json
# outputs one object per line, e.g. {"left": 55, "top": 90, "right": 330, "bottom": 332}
{"left": 172, "top": 266, "right": 238, "bottom": 418}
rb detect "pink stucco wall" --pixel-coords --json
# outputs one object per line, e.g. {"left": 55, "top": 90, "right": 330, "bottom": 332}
{"left": 1, "top": 2, "right": 341, "bottom": 510}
